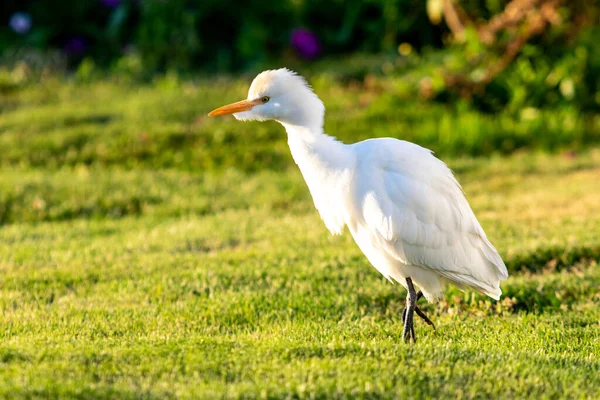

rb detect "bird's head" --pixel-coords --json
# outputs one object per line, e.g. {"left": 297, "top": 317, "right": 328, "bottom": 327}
{"left": 208, "top": 68, "right": 324, "bottom": 129}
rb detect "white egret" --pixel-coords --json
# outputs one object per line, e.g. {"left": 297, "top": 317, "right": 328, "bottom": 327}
{"left": 208, "top": 68, "right": 508, "bottom": 342}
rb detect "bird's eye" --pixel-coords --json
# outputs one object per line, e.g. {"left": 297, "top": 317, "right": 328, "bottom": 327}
{"left": 261, "top": 96, "right": 270, "bottom": 103}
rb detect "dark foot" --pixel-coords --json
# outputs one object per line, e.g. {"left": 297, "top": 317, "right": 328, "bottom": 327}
{"left": 401, "top": 288, "right": 436, "bottom": 343}
{"left": 402, "top": 278, "right": 417, "bottom": 343}
{"left": 402, "top": 317, "right": 416, "bottom": 343}
{"left": 403, "top": 305, "right": 436, "bottom": 329}
{"left": 415, "top": 306, "right": 436, "bottom": 330}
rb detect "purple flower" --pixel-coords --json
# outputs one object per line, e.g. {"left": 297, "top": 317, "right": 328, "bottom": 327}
{"left": 100, "top": 0, "right": 122, "bottom": 8}
{"left": 291, "top": 28, "right": 321, "bottom": 60}
{"left": 64, "top": 37, "right": 87, "bottom": 55}
{"left": 9, "top": 12, "right": 32, "bottom": 35}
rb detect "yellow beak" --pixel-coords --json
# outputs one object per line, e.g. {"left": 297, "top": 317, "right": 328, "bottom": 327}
{"left": 208, "top": 98, "right": 262, "bottom": 117}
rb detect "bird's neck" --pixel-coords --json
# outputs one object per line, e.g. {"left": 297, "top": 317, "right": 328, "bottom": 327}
{"left": 281, "top": 123, "right": 353, "bottom": 174}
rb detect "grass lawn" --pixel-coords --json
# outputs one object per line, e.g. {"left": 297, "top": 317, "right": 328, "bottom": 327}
{"left": 0, "top": 75, "right": 599, "bottom": 399}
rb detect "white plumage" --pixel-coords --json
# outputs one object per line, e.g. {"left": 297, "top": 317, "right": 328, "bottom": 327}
{"left": 209, "top": 68, "right": 508, "bottom": 340}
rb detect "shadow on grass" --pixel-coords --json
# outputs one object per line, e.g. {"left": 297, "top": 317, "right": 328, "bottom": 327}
{"left": 15, "top": 388, "right": 167, "bottom": 400}
{"left": 0, "top": 193, "right": 162, "bottom": 226}
{"left": 506, "top": 245, "right": 600, "bottom": 274}
{"left": 172, "top": 238, "right": 242, "bottom": 254}
{"left": 62, "top": 114, "right": 116, "bottom": 127}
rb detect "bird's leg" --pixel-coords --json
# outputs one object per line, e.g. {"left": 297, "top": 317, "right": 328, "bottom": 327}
{"left": 402, "top": 277, "right": 418, "bottom": 343}
{"left": 402, "top": 290, "right": 436, "bottom": 330}
{"left": 415, "top": 303, "right": 436, "bottom": 330}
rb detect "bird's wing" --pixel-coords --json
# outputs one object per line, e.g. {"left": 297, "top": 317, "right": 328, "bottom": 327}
{"left": 354, "top": 139, "right": 508, "bottom": 299}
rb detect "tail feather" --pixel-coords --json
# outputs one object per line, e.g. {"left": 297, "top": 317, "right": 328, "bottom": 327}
{"left": 440, "top": 270, "right": 503, "bottom": 300}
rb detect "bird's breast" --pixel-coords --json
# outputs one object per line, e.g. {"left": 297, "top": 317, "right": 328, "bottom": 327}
{"left": 284, "top": 128, "right": 357, "bottom": 235}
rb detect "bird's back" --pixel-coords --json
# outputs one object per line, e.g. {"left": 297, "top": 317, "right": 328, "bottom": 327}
{"left": 348, "top": 138, "right": 508, "bottom": 300}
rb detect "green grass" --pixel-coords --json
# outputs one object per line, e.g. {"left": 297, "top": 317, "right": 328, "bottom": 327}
{"left": 0, "top": 76, "right": 599, "bottom": 399}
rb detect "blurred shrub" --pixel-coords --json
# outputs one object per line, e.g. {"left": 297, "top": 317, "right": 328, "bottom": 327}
{"left": 415, "top": 0, "right": 600, "bottom": 113}
{"left": 408, "top": 25, "right": 600, "bottom": 114}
